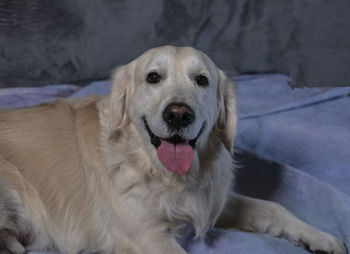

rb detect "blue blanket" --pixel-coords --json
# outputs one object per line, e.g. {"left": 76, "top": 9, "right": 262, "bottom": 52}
{"left": 0, "top": 74, "right": 349, "bottom": 253}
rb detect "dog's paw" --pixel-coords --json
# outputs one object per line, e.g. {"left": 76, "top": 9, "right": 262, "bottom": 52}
{"left": 0, "top": 230, "right": 26, "bottom": 254}
{"left": 298, "top": 230, "right": 347, "bottom": 254}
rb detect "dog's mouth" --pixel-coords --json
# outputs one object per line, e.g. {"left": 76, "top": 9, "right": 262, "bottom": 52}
{"left": 143, "top": 117, "right": 204, "bottom": 174}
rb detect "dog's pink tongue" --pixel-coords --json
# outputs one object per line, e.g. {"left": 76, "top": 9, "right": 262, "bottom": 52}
{"left": 157, "top": 141, "right": 194, "bottom": 174}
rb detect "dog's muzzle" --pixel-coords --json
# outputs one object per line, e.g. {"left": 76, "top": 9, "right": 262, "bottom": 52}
{"left": 143, "top": 117, "right": 205, "bottom": 174}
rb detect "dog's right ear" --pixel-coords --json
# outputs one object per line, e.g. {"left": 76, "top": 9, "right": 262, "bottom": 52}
{"left": 216, "top": 70, "right": 237, "bottom": 153}
{"left": 108, "top": 64, "right": 133, "bottom": 138}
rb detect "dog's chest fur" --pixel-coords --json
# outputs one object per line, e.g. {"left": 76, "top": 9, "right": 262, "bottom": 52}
{"left": 105, "top": 130, "right": 234, "bottom": 239}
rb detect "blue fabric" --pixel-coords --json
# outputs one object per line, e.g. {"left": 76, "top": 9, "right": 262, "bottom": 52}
{"left": 235, "top": 74, "right": 350, "bottom": 195}
{"left": 1, "top": 74, "right": 349, "bottom": 253}
{"left": 0, "top": 85, "right": 79, "bottom": 109}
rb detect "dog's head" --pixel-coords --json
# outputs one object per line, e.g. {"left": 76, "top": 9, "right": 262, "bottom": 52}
{"left": 108, "top": 46, "right": 236, "bottom": 174}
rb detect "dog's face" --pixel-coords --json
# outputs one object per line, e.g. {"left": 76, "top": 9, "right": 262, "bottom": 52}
{"left": 109, "top": 46, "right": 236, "bottom": 174}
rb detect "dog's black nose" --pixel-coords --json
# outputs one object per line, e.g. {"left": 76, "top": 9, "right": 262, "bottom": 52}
{"left": 163, "top": 103, "right": 195, "bottom": 129}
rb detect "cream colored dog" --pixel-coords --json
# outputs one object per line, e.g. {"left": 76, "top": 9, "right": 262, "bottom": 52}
{"left": 0, "top": 46, "right": 346, "bottom": 254}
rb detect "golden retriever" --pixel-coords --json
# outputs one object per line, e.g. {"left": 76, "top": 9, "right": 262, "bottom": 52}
{"left": 0, "top": 46, "right": 346, "bottom": 254}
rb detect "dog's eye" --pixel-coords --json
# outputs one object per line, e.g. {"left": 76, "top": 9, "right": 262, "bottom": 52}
{"left": 195, "top": 75, "right": 209, "bottom": 87}
{"left": 146, "top": 72, "right": 161, "bottom": 84}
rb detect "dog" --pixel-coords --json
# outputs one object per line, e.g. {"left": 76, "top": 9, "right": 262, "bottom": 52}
{"left": 0, "top": 46, "right": 346, "bottom": 254}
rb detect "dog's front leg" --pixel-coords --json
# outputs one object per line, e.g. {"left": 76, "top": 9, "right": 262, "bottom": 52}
{"left": 216, "top": 192, "right": 347, "bottom": 254}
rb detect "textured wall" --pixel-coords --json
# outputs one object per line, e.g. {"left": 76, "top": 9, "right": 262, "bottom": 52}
{"left": 0, "top": 0, "right": 349, "bottom": 87}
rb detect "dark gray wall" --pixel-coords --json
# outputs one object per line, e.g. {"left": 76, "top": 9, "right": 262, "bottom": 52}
{"left": 1, "top": 0, "right": 349, "bottom": 88}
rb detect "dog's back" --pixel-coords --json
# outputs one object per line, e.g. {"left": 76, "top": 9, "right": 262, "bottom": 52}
{"left": 0, "top": 97, "right": 112, "bottom": 252}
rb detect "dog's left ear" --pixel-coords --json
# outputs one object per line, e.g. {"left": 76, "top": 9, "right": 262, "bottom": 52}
{"left": 216, "top": 70, "right": 237, "bottom": 153}
{"left": 108, "top": 63, "right": 134, "bottom": 139}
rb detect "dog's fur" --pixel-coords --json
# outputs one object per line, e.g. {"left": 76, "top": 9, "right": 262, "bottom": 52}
{"left": 0, "top": 46, "right": 346, "bottom": 254}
